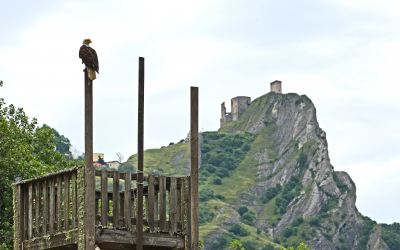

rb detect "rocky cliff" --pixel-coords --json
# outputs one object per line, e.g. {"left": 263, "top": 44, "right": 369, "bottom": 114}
{"left": 125, "top": 92, "right": 394, "bottom": 249}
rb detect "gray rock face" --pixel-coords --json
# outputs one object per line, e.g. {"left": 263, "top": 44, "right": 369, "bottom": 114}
{"left": 201, "top": 93, "right": 380, "bottom": 250}
{"left": 367, "top": 225, "right": 390, "bottom": 250}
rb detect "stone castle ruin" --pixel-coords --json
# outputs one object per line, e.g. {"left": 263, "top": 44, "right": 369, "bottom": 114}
{"left": 220, "top": 80, "right": 282, "bottom": 128}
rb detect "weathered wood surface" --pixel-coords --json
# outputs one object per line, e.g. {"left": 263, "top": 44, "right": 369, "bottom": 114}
{"left": 159, "top": 176, "right": 166, "bottom": 232}
{"left": 22, "top": 229, "right": 78, "bottom": 250}
{"left": 64, "top": 173, "right": 70, "bottom": 231}
{"left": 125, "top": 172, "right": 132, "bottom": 229}
{"left": 101, "top": 169, "right": 109, "bottom": 227}
{"left": 95, "top": 227, "right": 185, "bottom": 249}
{"left": 71, "top": 171, "right": 77, "bottom": 229}
{"left": 137, "top": 56, "right": 145, "bottom": 250}
{"left": 85, "top": 69, "right": 95, "bottom": 250}
{"left": 113, "top": 171, "right": 120, "bottom": 228}
{"left": 56, "top": 175, "right": 62, "bottom": 232}
{"left": 190, "top": 86, "right": 199, "bottom": 250}
{"left": 35, "top": 182, "right": 40, "bottom": 237}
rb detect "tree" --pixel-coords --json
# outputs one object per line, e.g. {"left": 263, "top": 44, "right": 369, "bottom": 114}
{"left": 98, "top": 155, "right": 106, "bottom": 165}
{"left": 0, "top": 97, "right": 81, "bottom": 249}
{"left": 114, "top": 152, "right": 124, "bottom": 163}
{"left": 37, "top": 124, "right": 72, "bottom": 156}
{"left": 280, "top": 242, "right": 310, "bottom": 250}
{"left": 230, "top": 239, "right": 245, "bottom": 250}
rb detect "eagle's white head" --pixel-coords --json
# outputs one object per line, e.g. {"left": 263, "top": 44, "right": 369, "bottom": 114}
{"left": 82, "top": 38, "right": 92, "bottom": 47}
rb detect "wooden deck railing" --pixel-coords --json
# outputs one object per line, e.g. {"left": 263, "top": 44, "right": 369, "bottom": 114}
{"left": 13, "top": 166, "right": 190, "bottom": 250}
{"left": 93, "top": 169, "right": 189, "bottom": 234}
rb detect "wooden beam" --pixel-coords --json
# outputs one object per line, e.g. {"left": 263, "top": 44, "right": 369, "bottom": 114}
{"left": 137, "top": 57, "right": 145, "bottom": 250}
{"left": 64, "top": 173, "right": 70, "bottom": 231}
{"left": 101, "top": 169, "right": 109, "bottom": 227}
{"left": 84, "top": 69, "right": 95, "bottom": 249}
{"left": 190, "top": 86, "right": 199, "bottom": 250}
{"left": 113, "top": 171, "right": 120, "bottom": 228}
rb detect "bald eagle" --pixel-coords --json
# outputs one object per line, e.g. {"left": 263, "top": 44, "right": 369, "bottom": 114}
{"left": 79, "top": 38, "right": 99, "bottom": 80}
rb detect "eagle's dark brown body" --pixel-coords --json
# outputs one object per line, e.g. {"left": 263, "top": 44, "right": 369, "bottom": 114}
{"left": 79, "top": 45, "right": 99, "bottom": 76}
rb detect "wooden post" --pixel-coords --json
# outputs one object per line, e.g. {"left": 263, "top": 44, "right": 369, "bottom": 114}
{"left": 84, "top": 70, "right": 95, "bottom": 250}
{"left": 137, "top": 57, "right": 145, "bottom": 250}
{"left": 190, "top": 86, "right": 199, "bottom": 250}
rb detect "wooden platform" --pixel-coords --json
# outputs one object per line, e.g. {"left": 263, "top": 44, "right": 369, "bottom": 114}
{"left": 14, "top": 167, "right": 190, "bottom": 250}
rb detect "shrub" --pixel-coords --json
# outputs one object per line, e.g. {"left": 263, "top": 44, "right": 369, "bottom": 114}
{"left": 199, "top": 189, "right": 215, "bottom": 202}
{"left": 261, "top": 243, "right": 274, "bottom": 250}
{"left": 309, "top": 217, "right": 320, "bottom": 227}
{"left": 292, "top": 216, "right": 304, "bottom": 227}
{"left": 301, "top": 230, "right": 307, "bottom": 238}
{"left": 213, "top": 177, "right": 222, "bottom": 185}
{"left": 257, "top": 228, "right": 261, "bottom": 234}
{"left": 201, "top": 144, "right": 211, "bottom": 153}
{"left": 205, "top": 164, "right": 216, "bottom": 173}
{"left": 241, "top": 212, "right": 256, "bottom": 225}
{"left": 241, "top": 241, "right": 256, "bottom": 250}
{"left": 228, "top": 223, "right": 250, "bottom": 236}
{"left": 262, "top": 184, "right": 281, "bottom": 203}
{"left": 298, "top": 152, "right": 308, "bottom": 167}
{"left": 273, "top": 238, "right": 280, "bottom": 244}
{"left": 238, "top": 206, "right": 248, "bottom": 216}
{"left": 216, "top": 168, "right": 230, "bottom": 178}
{"left": 215, "top": 194, "right": 226, "bottom": 200}
{"left": 283, "top": 227, "right": 294, "bottom": 237}
{"left": 169, "top": 142, "right": 174, "bottom": 145}
{"left": 241, "top": 143, "right": 251, "bottom": 152}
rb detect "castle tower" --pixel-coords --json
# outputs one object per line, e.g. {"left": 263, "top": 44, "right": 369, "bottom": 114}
{"left": 220, "top": 96, "right": 251, "bottom": 128}
{"left": 270, "top": 80, "right": 282, "bottom": 93}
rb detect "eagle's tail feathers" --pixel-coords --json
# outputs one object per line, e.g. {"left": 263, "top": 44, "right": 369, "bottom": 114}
{"left": 87, "top": 67, "right": 97, "bottom": 80}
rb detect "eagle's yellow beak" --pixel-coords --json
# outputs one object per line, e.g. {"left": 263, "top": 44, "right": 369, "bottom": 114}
{"left": 89, "top": 40, "right": 92, "bottom": 43}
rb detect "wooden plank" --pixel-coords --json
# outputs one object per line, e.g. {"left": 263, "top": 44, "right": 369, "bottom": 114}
{"left": 84, "top": 69, "right": 96, "bottom": 250}
{"left": 101, "top": 169, "right": 108, "bottom": 226}
{"left": 17, "top": 184, "right": 24, "bottom": 250}
{"left": 24, "top": 184, "right": 28, "bottom": 240}
{"left": 56, "top": 175, "right": 62, "bottom": 232}
{"left": 170, "top": 177, "right": 177, "bottom": 233}
{"left": 154, "top": 187, "right": 159, "bottom": 223}
{"left": 187, "top": 177, "right": 192, "bottom": 249}
{"left": 35, "top": 182, "right": 40, "bottom": 237}
{"left": 180, "top": 178, "right": 185, "bottom": 232}
{"left": 137, "top": 56, "right": 145, "bottom": 250}
{"left": 42, "top": 180, "right": 48, "bottom": 236}
{"left": 49, "top": 178, "right": 55, "bottom": 234}
{"left": 64, "top": 173, "right": 70, "bottom": 231}
{"left": 22, "top": 229, "right": 78, "bottom": 250}
{"left": 28, "top": 183, "right": 33, "bottom": 239}
{"left": 190, "top": 86, "right": 199, "bottom": 250}
{"left": 124, "top": 172, "right": 132, "bottom": 229}
{"left": 113, "top": 171, "right": 120, "bottom": 228}
{"left": 95, "top": 228, "right": 185, "bottom": 249}
{"left": 147, "top": 175, "right": 155, "bottom": 233}
{"left": 71, "top": 171, "right": 77, "bottom": 229}
{"left": 159, "top": 176, "right": 166, "bottom": 232}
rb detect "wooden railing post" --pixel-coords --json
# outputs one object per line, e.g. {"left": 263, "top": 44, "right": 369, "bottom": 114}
{"left": 190, "top": 86, "right": 199, "bottom": 250}
{"left": 84, "top": 69, "right": 95, "bottom": 250}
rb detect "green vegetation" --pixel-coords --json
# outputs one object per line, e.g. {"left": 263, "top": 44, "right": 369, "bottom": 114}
{"left": 359, "top": 214, "right": 377, "bottom": 250}
{"left": 229, "top": 223, "right": 250, "bottom": 237}
{"left": 0, "top": 98, "right": 81, "bottom": 249}
{"left": 381, "top": 222, "right": 400, "bottom": 249}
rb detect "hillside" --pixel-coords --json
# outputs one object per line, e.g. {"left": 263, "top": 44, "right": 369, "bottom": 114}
{"left": 124, "top": 92, "right": 400, "bottom": 250}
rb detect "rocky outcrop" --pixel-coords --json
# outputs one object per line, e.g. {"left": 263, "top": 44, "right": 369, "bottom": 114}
{"left": 201, "top": 93, "right": 383, "bottom": 250}
{"left": 367, "top": 225, "right": 390, "bottom": 250}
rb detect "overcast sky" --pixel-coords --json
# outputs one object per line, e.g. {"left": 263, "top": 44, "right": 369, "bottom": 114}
{"left": 1, "top": 0, "right": 399, "bottom": 224}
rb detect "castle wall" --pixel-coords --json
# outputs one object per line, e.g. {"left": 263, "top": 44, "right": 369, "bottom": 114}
{"left": 231, "top": 96, "right": 251, "bottom": 120}
{"left": 270, "top": 80, "right": 282, "bottom": 93}
{"left": 220, "top": 96, "right": 251, "bottom": 128}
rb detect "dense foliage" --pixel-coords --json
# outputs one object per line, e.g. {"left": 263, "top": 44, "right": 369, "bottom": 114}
{"left": 200, "top": 132, "right": 255, "bottom": 183}
{"left": 381, "top": 222, "right": 400, "bottom": 249}
{"left": 0, "top": 98, "right": 80, "bottom": 249}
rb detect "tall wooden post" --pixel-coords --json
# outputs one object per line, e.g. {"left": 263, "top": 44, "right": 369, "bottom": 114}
{"left": 84, "top": 70, "right": 95, "bottom": 250}
{"left": 190, "top": 87, "right": 199, "bottom": 250}
{"left": 137, "top": 57, "right": 145, "bottom": 250}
